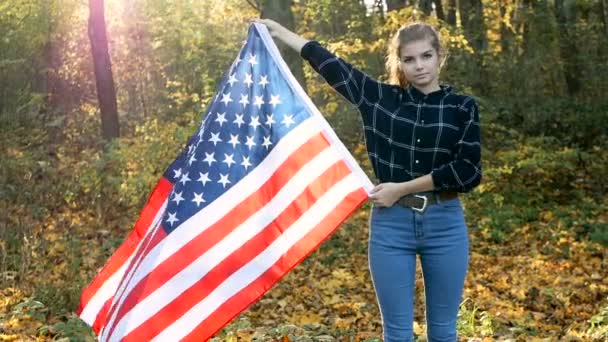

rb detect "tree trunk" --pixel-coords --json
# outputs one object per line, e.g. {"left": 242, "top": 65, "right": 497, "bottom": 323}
{"left": 446, "top": 0, "right": 457, "bottom": 26}
{"left": 433, "top": 0, "right": 445, "bottom": 21}
{"left": 555, "top": 0, "right": 581, "bottom": 94}
{"left": 261, "top": 0, "right": 307, "bottom": 91}
{"left": 601, "top": 0, "right": 608, "bottom": 37}
{"left": 386, "top": 0, "right": 407, "bottom": 12}
{"left": 88, "top": 0, "right": 119, "bottom": 140}
{"left": 419, "top": 0, "right": 433, "bottom": 16}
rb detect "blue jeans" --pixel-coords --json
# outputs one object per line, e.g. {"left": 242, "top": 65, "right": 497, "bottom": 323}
{"left": 368, "top": 196, "right": 469, "bottom": 342}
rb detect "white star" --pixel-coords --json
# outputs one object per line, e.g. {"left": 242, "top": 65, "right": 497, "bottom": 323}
{"left": 228, "top": 134, "right": 240, "bottom": 148}
{"left": 253, "top": 95, "right": 264, "bottom": 109}
{"left": 233, "top": 113, "right": 245, "bottom": 128}
{"left": 265, "top": 114, "right": 275, "bottom": 127}
{"left": 172, "top": 191, "right": 185, "bottom": 205}
{"left": 172, "top": 168, "right": 182, "bottom": 179}
{"left": 203, "top": 152, "right": 216, "bottom": 166}
{"left": 282, "top": 114, "right": 295, "bottom": 128}
{"left": 220, "top": 92, "right": 232, "bottom": 106}
{"left": 187, "top": 144, "right": 195, "bottom": 155}
{"left": 259, "top": 75, "right": 269, "bottom": 88}
{"left": 218, "top": 173, "right": 231, "bottom": 188}
{"left": 269, "top": 94, "right": 281, "bottom": 107}
{"left": 192, "top": 192, "right": 205, "bottom": 207}
{"left": 197, "top": 172, "right": 211, "bottom": 186}
{"left": 239, "top": 94, "right": 249, "bottom": 107}
{"left": 166, "top": 212, "right": 179, "bottom": 226}
{"left": 223, "top": 153, "right": 236, "bottom": 167}
{"left": 249, "top": 116, "right": 261, "bottom": 130}
{"left": 234, "top": 55, "right": 242, "bottom": 66}
{"left": 215, "top": 112, "right": 227, "bottom": 126}
{"left": 209, "top": 132, "right": 222, "bottom": 145}
{"left": 179, "top": 172, "right": 191, "bottom": 185}
{"left": 248, "top": 53, "right": 258, "bottom": 66}
{"left": 241, "top": 156, "right": 252, "bottom": 170}
{"left": 262, "top": 136, "right": 273, "bottom": 149}
{"left": 227, "top": 73, "right": 238, "bottom": 87}
{"left": 243, "top": 73, "right": 253, "bottom": 87}
{"left": 188, "top": 154, "right": 197, "bottom": 166}
{"left": 245, "top": 135, "right": 256, "bottom": 150}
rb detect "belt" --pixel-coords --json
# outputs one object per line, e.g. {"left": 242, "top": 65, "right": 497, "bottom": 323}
{"left": 397, "top": 191, "right": 458, "bottom": 213}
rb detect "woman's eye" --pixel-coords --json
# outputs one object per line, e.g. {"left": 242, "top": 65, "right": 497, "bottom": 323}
{"left": 424, "top": 54, "right": 432, "bottom": 58}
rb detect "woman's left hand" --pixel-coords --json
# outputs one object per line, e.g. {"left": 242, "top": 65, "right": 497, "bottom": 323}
{"left": 369, "top": 182, "right": 409, "bottom": 208}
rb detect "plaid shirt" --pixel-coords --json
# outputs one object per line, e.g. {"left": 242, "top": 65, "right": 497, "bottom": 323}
{"left": 300, "top": 40, "right": 482, "bottom": 193}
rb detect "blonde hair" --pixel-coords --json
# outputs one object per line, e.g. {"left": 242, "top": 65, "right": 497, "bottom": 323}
{"left": 385, "top": 22, "right": 447, "bottom": 88}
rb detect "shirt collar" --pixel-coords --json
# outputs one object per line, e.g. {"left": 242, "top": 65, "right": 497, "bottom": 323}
{"left": 405, "top": 83, "right": 453, "bottom": 102}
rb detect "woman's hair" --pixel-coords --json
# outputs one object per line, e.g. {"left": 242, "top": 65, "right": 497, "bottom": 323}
{"left": 385, "top": 22, "right": 447, "bottom": 88}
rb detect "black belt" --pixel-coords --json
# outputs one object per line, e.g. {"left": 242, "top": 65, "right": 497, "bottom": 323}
{"left": 397, "top": 191, "right": 458, "bottom": 213}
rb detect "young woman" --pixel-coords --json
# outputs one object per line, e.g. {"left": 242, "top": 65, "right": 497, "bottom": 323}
{"left": 256, "top": 18, "right": 482, "bottom": 342}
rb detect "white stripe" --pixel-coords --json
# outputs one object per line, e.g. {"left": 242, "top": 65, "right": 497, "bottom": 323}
{"left": 107, "top": 145, "right": 343, "bottom": 341}
{"left": 100, "top": 205, "right": 166, "bottom": 341}
{"left": 103, "top": 118, "right": 324, "bottom": 340}
{"left": 154, "top": 173, "right": 361, "bottom": 341}
{"left": 80, "top": 200, "right": 166, "bottom": 325}
{"left": 253, "top": 23, "right": 373, "bottom": 195}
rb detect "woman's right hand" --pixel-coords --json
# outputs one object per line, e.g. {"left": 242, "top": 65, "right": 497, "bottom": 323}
{"left": 253, "top": 18, "right": 310, "bottom": 53}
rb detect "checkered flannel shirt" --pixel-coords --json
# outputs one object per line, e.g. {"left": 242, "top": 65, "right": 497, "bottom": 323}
{"left": 300, "top": 40, "right": 482, "bottom": 193}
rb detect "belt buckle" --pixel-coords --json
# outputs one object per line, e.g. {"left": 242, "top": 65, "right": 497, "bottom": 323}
{"left": 412, "top": 194, "right": 428, "bottom": 213}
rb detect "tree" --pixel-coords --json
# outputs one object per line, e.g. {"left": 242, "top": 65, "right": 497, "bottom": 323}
{"left": 386, "top": 0, "right": 407, "bottom": 12}
{"left": 88, "top": 0, "right": 119, "bottom": 140}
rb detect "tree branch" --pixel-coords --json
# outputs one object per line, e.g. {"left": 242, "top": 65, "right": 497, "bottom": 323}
{"left": 246, "top": 0, "right": 261, "bottom": 12}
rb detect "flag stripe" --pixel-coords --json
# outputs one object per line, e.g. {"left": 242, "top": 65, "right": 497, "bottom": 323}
{"left": 121, "top": 160, "right": 353, "bottom": 341}
{"left": 101, "top": 132, "right": 330, "bottom": 337}
{"left": 79, "top": 178, "right": 171, "bottom": 325}
{"left": 152, "top": 173, "right": 365, "bottom": 341}
{"left": 183, "top": 187, "right": 367, "bottom": 341}
{"left": 100, "top": 117, "right": 323, "bottom": 338}
{"left": 105, "top": 140, "right": 342, "bottom": 339}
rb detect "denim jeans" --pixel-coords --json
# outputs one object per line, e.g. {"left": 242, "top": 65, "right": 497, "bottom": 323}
{"left": 368, "top": 196, "right": 469, "bottom": 342}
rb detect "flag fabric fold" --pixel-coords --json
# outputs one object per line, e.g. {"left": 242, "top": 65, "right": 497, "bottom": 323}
{"left": 78, "top": 22, "right": 373, "bottom": 341}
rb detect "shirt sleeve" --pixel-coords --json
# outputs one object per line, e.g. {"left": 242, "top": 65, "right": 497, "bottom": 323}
{"left": 431, "top": 98, "right": 482, "bottom": 193}
{"left": 300, "top": 40, "right": 384, "bottom": 107}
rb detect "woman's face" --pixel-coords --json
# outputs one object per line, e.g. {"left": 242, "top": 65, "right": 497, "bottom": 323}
{"left": 399, "top": 39, "right": 441, "bottom": 89}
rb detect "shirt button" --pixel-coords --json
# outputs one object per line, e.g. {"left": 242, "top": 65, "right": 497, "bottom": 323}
{"left": 421, "top": 120, "right": 425, "bottom": 124}
{"left": 415, "top": 160, "right": 419, "bottom": 164}
{"left": 417, "top": 139, "right": 421, "bottom": 143}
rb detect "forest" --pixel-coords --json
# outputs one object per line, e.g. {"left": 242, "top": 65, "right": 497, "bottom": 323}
{"left": 1, "top": 0, "right": 607, "bottom": 340}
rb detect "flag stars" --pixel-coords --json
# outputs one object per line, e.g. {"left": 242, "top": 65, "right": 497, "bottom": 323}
{"left": 173, "top": 168, "right": 182, "bottom": 180}
{"left": 188, "top": 154, "right": 197, "bottom": 166}
{"left": 179, "top": 172, "right": 191, "bottom": 185}
{"left": 282, "top": 114, "right": 295, "bottom": 128}
{"left": 192, "top": 192, "right": 205, "bottom": 207}
{"left": 223, "top": 153, "right": 236, "bottom": 168}
{"left": 203, "top": 152, "right": 216, "bottom": 166}
{"left": 218, "top": 173, "right": 231, "bottom": 188}
{"left": 249, "top": 115, "right": 261, "bottom": 130}
{"left": 253, "top": 95, "right": 264, "bottom": 109}
{"left": 259, "top": 75, "right": 269, "bottom": 88}
{"left": 245, "top": 135, "right": 256, "bottom": 150}
{"left": 220, "top": 92, "right": 232, "bottom": 106}
{"left": 197, "top": 172, "right": 211, "bottom": 186}
{"left": 227, "top": 73, "right": 238, "bottom": 87}
{"left": 228, "top": 134, "right": 240, "bottom": 148}
{"left": 234, "top": 113, "right": 245, "bottom": 127}
{"left": 262, "top": 136, "right": 273, "bottom": 149}
{"left": 265, "top": 114, "right": 275, "bottom": 127}
{"left": 248, "top": 53, "right": 258, "bottom": 67}
{"left": 241, "top": 156, "right": 252, "bottom": 170}
{"left": 166, "top": 212, "right": 179, "bottom": 226}
{"left": 209, "top": 132, "right": 222, "bottom": 145}
{"left": 269, "top": 94, "right": 281, "bottom": 107}
{"left": 239, "top": 94, "right": 249, "bottom": 107}
{"left": 243, "top": 73, "right": 253, "bottom": 87}
{"left": 215, "top": 112, "right": 228, "bottom": 126}
{"left": 172, "top": 191, "right": 185, "bottom": 205}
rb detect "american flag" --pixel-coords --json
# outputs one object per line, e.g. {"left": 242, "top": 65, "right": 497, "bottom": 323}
{"left": 78, "top": 23, "right": 373, "bottom": 341}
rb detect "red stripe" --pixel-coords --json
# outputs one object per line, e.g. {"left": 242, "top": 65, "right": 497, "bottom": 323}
{"left": 103, "top": 133, "right": 330, "bottom": 339}
{"left": 78, "top": 177, "right": 172, "bottom": 315}
{"left": 185, "top": 187, "right": 368, "bottom": 341}
{"left": 120, "top": 159, "right": 353, "bottom": 341}
{"left": 100, "top": 225, "right": 167, "bottom": 336}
